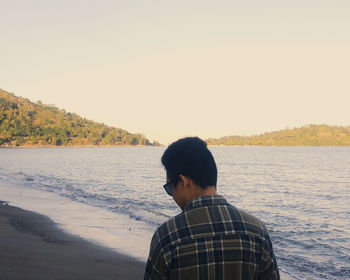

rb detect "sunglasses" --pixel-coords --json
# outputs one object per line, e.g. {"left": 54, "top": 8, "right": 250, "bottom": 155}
{"left": 163, "top": 177, "right": 177, "bottom": 196}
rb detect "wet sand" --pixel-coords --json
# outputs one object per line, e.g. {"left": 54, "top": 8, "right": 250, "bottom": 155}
{"left": 0, "top": 201, "right": 145, "bottom": 280}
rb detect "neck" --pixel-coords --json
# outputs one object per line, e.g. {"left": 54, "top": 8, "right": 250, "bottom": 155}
{"left": 194, "top": 186, "right": 217, "bottom": 197}
{"left": 180, "top": 186, "right": 217, "bottom": 210}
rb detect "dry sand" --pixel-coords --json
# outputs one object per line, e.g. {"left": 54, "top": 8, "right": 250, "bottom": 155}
{"left": 0, "top": 201, "right": 145, "bottom": 280}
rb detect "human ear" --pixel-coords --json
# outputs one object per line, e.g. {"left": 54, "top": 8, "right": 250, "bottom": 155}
{"left": 178, "top": 175, "right": 192, "bottom": 191}
{"left": 178, "top": 175, "right": 185, "bottom": 187}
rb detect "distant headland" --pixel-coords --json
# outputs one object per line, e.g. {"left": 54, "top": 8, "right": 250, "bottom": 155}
{"left": 0, "top": 89, "right": 161, "bottom": 147}
{"left": 206, "top": 125, "right": 350, "bottom": 146}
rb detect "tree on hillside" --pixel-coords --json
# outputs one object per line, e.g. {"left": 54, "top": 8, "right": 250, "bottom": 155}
{"left": 0, "top": 89, "right": 160, "bottom": 147}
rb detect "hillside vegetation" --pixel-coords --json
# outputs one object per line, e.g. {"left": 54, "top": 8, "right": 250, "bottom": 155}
{"left": 206, "top": 125, "right": 350, "bottom": 146}
{"left": 0, "top": 89, "right": 160, "bottom": 147}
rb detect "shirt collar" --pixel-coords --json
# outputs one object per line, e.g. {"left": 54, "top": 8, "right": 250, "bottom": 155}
{"left": 183, "top": 195, "right": 229, "bottom": 211}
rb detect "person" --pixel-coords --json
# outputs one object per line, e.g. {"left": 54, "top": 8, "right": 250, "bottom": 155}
{"left": 144, "top": 137, "right": 280, "bottom": 279}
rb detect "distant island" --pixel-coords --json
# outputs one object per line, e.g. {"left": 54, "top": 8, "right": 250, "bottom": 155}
{"left": 0, "top": 89, "right": 161, "bottom": 147}
{"left": 206, "top": 125, "right": 350, "bottom": 146}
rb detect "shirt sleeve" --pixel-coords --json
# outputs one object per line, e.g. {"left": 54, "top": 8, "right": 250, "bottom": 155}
{"left": 144, "top": 230, "right": 167, "bottom": 280}
{"left": 259, "top": 234, "right": 280, "bottom": 280}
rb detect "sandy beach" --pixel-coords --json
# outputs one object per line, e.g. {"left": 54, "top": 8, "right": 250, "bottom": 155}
{"left": 0, "top": 201, "right": 145, "bottom": 280}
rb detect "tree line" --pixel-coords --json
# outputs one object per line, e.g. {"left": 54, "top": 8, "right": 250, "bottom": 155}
{"left": 0, "top": 89, "right": 160, "bottom": 147}
{"left": 206, "top": 125, "right": 350, "bottom": 146}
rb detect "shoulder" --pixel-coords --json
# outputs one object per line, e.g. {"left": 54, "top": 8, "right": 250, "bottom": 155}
{"left": 237, "top": 208, "right": 266, "bottom": 229}
{"left": 234, "top": 207, "right": 271, "bottom": 238}
{"left": 153, "top": 211, "right": 188, "bottom": 247}
{"left": 157, "top": 210, "right": 187, "bottom": 234}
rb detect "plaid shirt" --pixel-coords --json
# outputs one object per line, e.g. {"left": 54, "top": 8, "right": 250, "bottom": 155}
{"left": 144, "top": 195, "right": 279, "bottom": 280}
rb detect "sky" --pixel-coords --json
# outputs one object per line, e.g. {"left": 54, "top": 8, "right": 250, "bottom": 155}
{"left": 1, "top": 0, "right": 349, "bottom": 144}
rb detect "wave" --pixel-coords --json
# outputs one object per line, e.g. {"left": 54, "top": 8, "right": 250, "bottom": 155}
{"left": 1, "top": 171, "right": 170, "bottom": 227}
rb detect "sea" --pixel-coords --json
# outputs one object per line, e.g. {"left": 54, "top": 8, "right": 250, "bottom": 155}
{"left": 0, "top": 146, "right": 349, "bottom": 279}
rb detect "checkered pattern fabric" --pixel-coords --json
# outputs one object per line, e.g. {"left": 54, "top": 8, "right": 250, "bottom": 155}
{"left": 144, "top": 195, "right": 279, "bottom": 280}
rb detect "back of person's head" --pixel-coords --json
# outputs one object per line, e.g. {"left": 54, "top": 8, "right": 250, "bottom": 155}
{"left": 161, "top": 137, "right": 217, "bottom": 189}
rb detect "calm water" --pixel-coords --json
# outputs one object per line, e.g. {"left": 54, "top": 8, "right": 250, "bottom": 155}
{"left": 0, "top": 146, "right": 349, "bottom": 279}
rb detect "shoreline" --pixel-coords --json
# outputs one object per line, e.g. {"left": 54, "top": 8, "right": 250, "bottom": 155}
{"left": 0, "top": 144, "right": 162, "bottom": 149}
{"left": 0, "top": 181, "right": 153, "bottom": 261}
{"left": 2, "top": 145, "right": 350, "bottom": 149}
{"left": 0, "top": 201, "right": 145, "bottom": 280}
{"left": 0, "top": 182, "right": 295, "bottom": 279}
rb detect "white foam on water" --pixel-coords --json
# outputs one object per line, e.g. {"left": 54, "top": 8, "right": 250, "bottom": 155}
{"left": 0, "top": 181, "right": 152, "bottom": 261}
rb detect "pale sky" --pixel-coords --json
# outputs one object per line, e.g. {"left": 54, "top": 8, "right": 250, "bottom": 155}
{"left": 1, "top": 0, "right": 349, "bottom": 144}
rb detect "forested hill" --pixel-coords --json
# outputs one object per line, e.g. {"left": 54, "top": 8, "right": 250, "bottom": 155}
{"left": 206, "top": 125, "right": 350, "bottom": 146}
{"left": 0, "top": 89, "right": 160, "bottom": 147}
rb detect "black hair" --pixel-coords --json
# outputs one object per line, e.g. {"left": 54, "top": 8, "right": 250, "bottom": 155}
{"left": 161, "top": 137, "right": 217, "bottom": 189}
